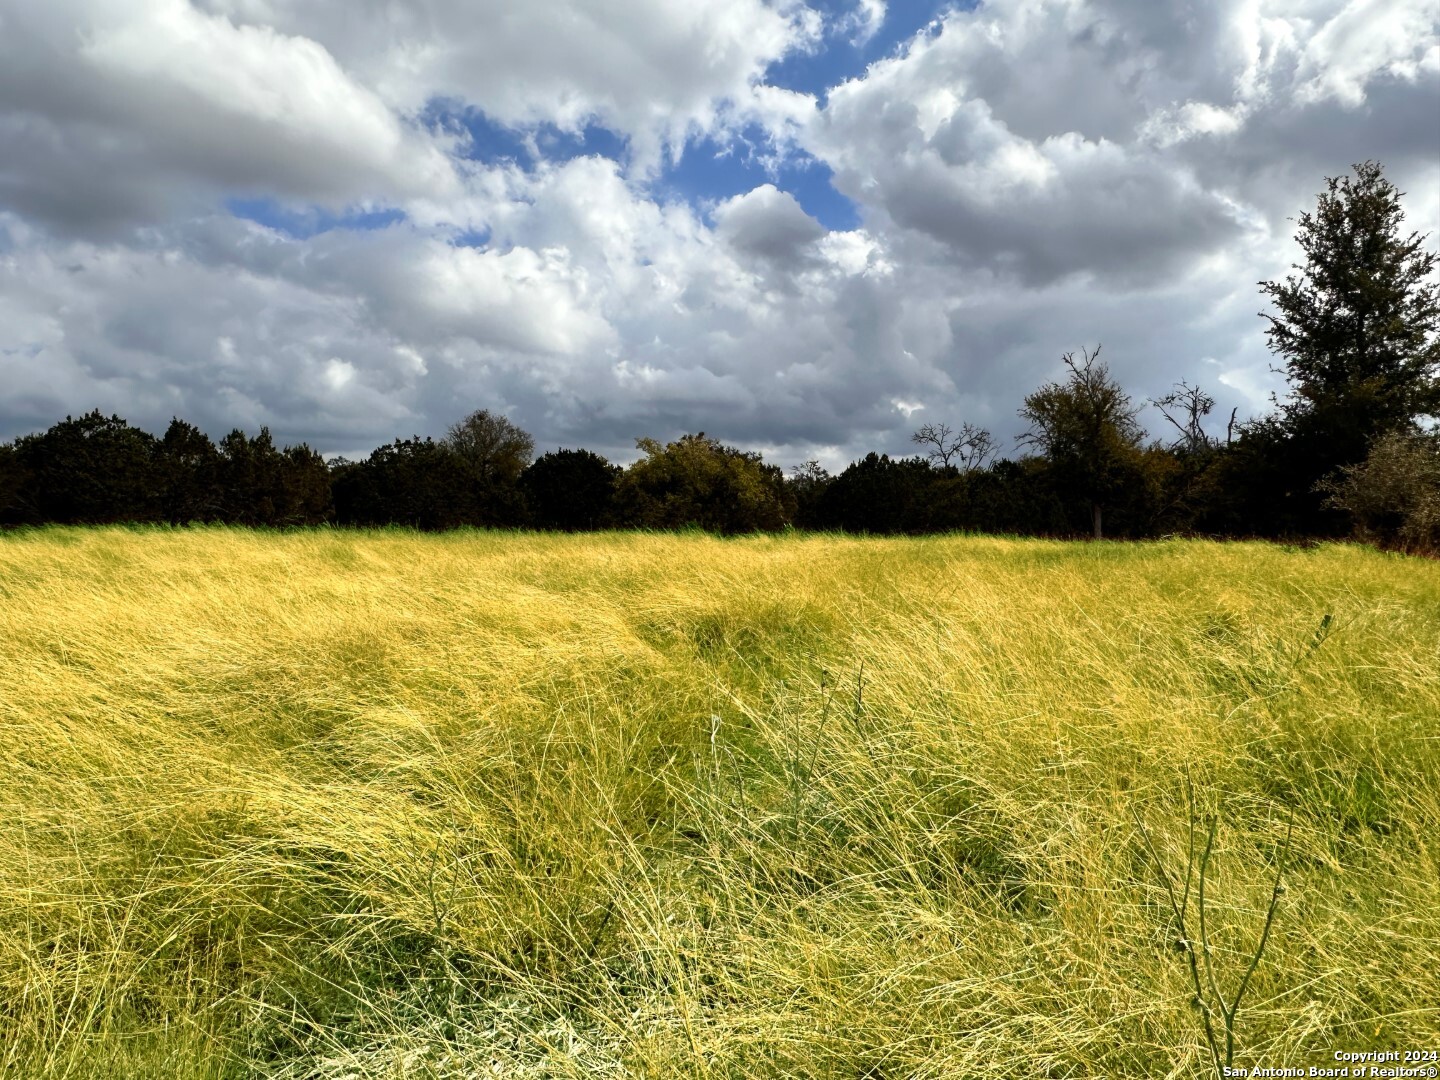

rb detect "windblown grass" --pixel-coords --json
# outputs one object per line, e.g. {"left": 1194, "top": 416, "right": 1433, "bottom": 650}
{"left": 1, "top": 527, "right": 1436, "bottom": 1078}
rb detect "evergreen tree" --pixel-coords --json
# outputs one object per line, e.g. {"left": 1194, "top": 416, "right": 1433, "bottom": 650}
{"left": 786, "top": 460, "right": 833, "bottom": 530}
{"left": 1261, "top": 160, "right": 1439, "bottom": 433}
{"left": 216, "top": 428, "right": 285, "bottom": 525}
{"left": 278, "top": 443, "right": 335, "bottom": 526}
{"left": 809, "top": 453, "right": 935, "bottom": 534}
{"left": 0, "top": 442, "right": 28, "bottom": 525}
{"left": 333, "top": 437, "right": 476, "bottom": 530}
{"left": 522, "top": 449, "right": 620, "bottom": 530}
{"left": 12, "top": 411, "right": 162, "bottom": 524}
{"left": 158, "top": 419, "right": 222, "bottom": 524}
{"left": 1257, "top": 161, "right": 1439, "bottom": 530}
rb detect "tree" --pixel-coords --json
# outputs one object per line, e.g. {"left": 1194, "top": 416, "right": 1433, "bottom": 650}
{"left": 278, "top": 443, "right": 334, "bottom": 525}
{"left": 332, "top": 437, "right": 476, "bottom": 530}
{"left": 1145, "top": 381, "right": 1231, "bottom": 535}
{"left": 522, "top": 448, "right": 621, "bottom": 530}
{"left": 809, "top": 453, "right": 938, "bottom": 534}
{"left": 1260, "top": 161, "right": 1439, "bottom": 484}
{"left": 964, "top": 457, "right": 1072, "bottom": 536}
{"left": 617, "top": 433, "right": 793, "bottom": 533}
{"left": 911, "top": 423, "right": 958, "bottom": 468}
{"left": 213, "top": 428, "right": 332, "bottom": 526}
{"left": 11, "top": 411, "right": 162, "bottom": 524}
{"left": 1152, "top": 381, "right": 1218, "bottom": 456}
{"left": 786, "top": 460, "right": 833, "bottom": 529}
{"left": 215, "top": 428, "right": 285, "bottom": 526}
{"left": 1018, "top": 345, "right": 1146, "bottom": 539}
{"left": 912, "top": 422, "right": 999, "bottom": 473}
{"left": 158, "top": 418, "right": 222, "bottom": 524}
{"left": 442, "top": 409, "right": 534, "bottom": 525}
{"left": 443, "top": 410, "right": 535, "bottom": 486}
{"left": 0, "top": 442, "right": 27, "bottom": 525}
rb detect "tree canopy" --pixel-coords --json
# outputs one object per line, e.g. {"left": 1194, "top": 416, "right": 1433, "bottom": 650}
{"left": 1261, "top": 160, "right": 1439, "bottom": 434}
{"left": 444, "top": 410, "right": 535, "bottom": 487}
{"left": 617, "top": 433, "right": 793, "bottom": 534}
{"left": 1017, "top": 346, "right": 1146, "bottom": 539}
{"left": 522, "top": 448, "right": 621, "bottom": 531}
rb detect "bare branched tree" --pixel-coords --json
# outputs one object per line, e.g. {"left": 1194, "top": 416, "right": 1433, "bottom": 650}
{"left": 912, "top": 421, "right": 998, "bottom": 472}
{"left": 956, "top": 423, "right": 999, "bottom": 473}
{"left": 1153, "top": 381, "right": 1217, "bottom": 454}
{"left": 788, "top": 460, "right": 831, "bottom": 488}
{"left": 912, "top": 422, "right": 958, "bottom": 467}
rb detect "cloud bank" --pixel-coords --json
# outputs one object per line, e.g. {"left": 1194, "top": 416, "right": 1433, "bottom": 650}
{"left": 1, "top": 0, "right": 1436, "bottom": 467}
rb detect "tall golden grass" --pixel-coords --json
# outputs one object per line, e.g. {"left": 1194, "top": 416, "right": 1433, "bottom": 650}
{"left": 1, "top": 526, "right": 1436, "bottom": 1078}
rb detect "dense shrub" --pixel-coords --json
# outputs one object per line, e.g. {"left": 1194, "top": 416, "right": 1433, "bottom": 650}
{"left": 1320, "top": 429, "right": 1440, "bottom": 553}
{"left": 616, "top": 433, "right": 794, "bottom": 533}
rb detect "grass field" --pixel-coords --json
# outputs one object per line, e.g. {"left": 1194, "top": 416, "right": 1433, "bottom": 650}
{"left": 0, "top": 527, "right": 1437, "bottom": 1078}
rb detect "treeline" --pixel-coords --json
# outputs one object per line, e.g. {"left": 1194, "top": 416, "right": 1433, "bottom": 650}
{"left": 1, "top": 162, "right": 1436, "bottom": 550}
{"left": 1, "top": 399, "right": 1433, "bottom": 548}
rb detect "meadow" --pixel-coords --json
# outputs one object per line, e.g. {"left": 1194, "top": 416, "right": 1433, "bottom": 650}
{"left": 0, "top": 527, "right": 1436, "bottom": 1078}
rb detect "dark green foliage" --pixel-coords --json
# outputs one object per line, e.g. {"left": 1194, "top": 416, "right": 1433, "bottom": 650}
{"left": 216, "top": 429, "right": 280, "bottom": 526}
{"left": 214, "top": 428, "right": 332, "bottom": 527}
{"left": 1257, "top": 161, "right": 1440, "bottom": 531}
{"left": 803, "top": 451, "right": 1150, "bottom": 539}
{"left": 961, "top": 458, "right": 1072, "bottom": 536}
{"left": 9, "top": 411, "right": 163, "bottom": 524}
{"left": 331, "top": 438, "right": 477, "bottom": 530}
{"left": 0, "top": 442, "right": 28, "bottom": 525}
{"left": 158, "top": 419, "right": 222, "bottom": 524}
{"left": 786, "top": 460, "right": 833, "bottom": 530}
{"left": 279, "top": 444, "right": 335, "bottom": 526}
{"left": 0, "top": 414, "right": 330, "bottom": 528}
{"left": 1262, "top": 161, "right": 1439, "bottom": 433}
{"left": 521, "top": 448, "right": 620, "bottom": 530}
{"left": 1205, "top": 417, "right": 1345, "bottom": 537}
{"left": 808, "top": 453, "right": 936, "bottom": 534}
{"left": 616, "top": 433, "right": 794, "bottom": 533}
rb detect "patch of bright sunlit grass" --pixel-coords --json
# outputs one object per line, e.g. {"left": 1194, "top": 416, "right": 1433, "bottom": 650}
{"left": 1, "top": 527, "right": 1436, "bottom": 1077}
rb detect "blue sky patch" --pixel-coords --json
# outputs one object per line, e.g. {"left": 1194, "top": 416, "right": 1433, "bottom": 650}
{"left": 429, "top": 100, "right": 862, "bottom": 232}
{"left": 765, "top": 0, "right": 965, "bottom": 101}
{"left": 653, "top": 127, "right": 861, "bottom": 231}
{"left": 226, "top": 198, "right": 405, "bottom": 239}
{"left": 440, "top": 102, "right": 630, "bottom": 170}
{"left": 448, "top": 226, "right": 493, "bottom": 249}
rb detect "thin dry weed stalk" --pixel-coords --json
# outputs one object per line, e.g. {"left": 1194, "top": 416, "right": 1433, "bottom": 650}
{"left": 1133, "top": 773, "right": 1296, "bottom": 1079}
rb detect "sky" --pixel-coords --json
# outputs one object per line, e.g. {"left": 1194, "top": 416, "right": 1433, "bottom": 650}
{"left": 1, "top": 0, "right": 1437, "bottom": 469}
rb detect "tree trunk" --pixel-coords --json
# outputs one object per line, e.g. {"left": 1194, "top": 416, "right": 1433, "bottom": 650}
{"left": 1092, "top": 502, "right": 1103, "bottom": 540}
